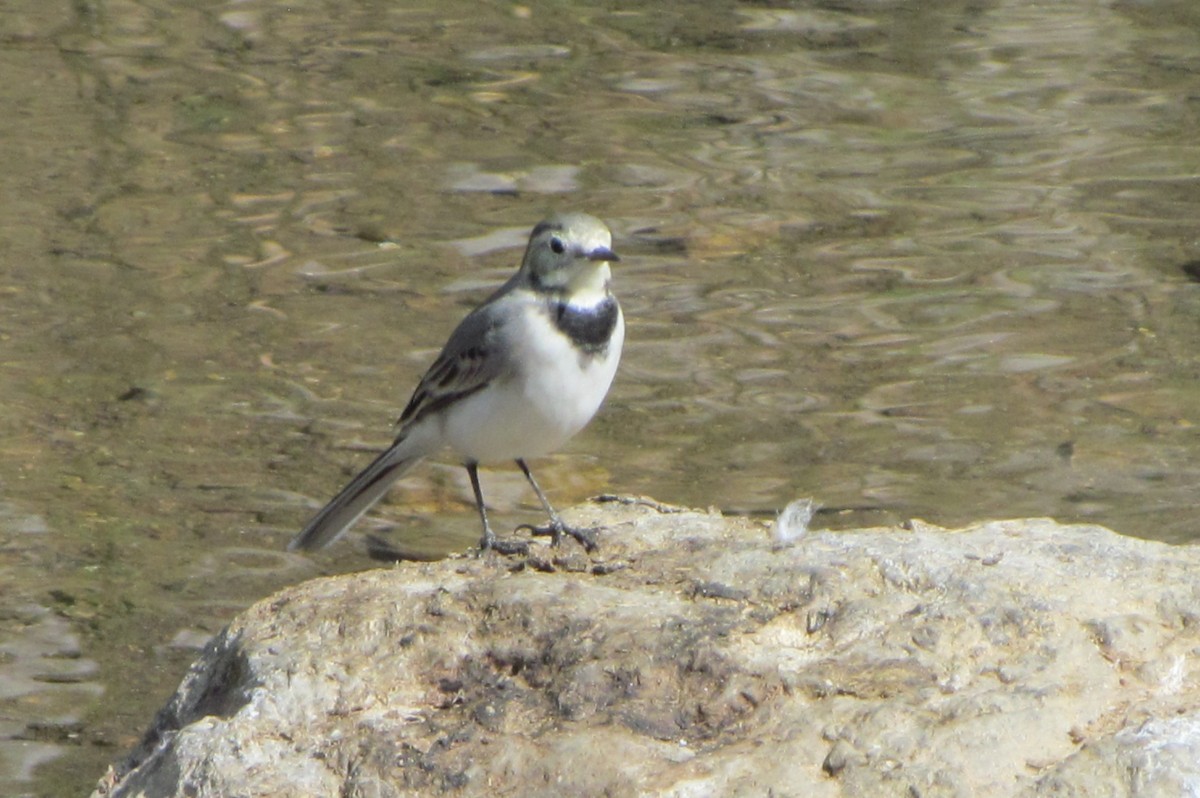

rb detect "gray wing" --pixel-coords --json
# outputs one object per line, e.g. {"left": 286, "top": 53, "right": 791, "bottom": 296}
{"left": 397, "top": 296, "right": 517, "bottom": 428}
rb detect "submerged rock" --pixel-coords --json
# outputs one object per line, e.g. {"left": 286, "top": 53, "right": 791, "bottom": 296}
{"left": 92, "top": 499, "right": 1200, "bottom": 797}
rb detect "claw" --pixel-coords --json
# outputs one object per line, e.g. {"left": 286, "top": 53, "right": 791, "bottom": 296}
{"left": 479, "top": 535, "right": 530, "bottom": 557}
{"left": 515, "top": 522, "right": 600, "bottom": 553}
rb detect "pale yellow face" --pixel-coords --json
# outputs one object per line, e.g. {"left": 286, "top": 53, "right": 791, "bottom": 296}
{"left": 522, "top": 213, "right": 619, "bottom": 299}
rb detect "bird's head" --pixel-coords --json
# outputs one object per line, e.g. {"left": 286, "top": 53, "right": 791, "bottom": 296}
{"left": 521, "top": 212, "right": 619, "bottom": 299}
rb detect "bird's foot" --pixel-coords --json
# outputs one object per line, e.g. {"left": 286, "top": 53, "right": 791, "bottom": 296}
{"left": 478, "top": 534, "right": 530, "bottom": 557}
{"left": 516, "top": 522, "right": 600, "bottom": 553}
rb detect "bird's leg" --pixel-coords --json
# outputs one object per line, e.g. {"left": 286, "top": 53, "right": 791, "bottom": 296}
{"left": 513, "top": 459, "right": 599, "bottom": 552}
{"left": 467, "top": 463, "right": 527, "bottom": 556}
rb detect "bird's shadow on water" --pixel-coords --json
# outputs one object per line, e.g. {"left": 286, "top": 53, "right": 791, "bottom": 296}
{"left": 364, "top": 533, "right": 449, "bottom": 563}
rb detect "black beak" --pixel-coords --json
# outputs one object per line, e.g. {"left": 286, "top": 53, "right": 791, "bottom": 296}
{"left": 586, "top": 246, "right": 620, "bottom": 263}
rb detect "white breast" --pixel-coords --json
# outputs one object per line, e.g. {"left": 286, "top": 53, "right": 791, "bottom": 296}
{"left": 439, "top": 299, "right": 624, "bottom": 464}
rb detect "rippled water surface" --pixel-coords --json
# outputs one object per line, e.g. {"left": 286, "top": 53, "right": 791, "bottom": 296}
{"left": 4, "top": 0, "right": 1200, "bottom": 792}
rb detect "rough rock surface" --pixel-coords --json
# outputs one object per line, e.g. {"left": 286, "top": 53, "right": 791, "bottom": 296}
{"left": 93, "top": 499, "right": 1200, "bottom": 797}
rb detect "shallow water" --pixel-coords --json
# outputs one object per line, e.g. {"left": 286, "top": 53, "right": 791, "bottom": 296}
{"left": 3, "top": 0, "right": 1200, "bottom": 793}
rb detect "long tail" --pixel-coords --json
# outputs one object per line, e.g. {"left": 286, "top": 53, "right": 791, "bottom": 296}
{"left": 288, "top": 437, "right": 425, "bottom": 552}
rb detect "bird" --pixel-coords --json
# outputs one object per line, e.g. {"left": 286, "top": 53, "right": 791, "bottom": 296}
{"left": 287, "top": 212, "right": 624, "bottom": 556}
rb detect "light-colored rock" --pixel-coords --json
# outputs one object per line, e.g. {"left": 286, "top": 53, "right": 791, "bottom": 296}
{"left": 92, "top": 499, "right": 1200, "bottom": 798}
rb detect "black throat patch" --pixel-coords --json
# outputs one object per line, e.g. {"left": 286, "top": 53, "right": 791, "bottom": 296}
{"left": 549, "top": 295, "right": 619, "bottom": 355}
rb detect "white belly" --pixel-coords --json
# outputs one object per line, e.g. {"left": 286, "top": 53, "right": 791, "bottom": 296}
{"left": 439, "top": 306, "right": 624, "bottom": 463}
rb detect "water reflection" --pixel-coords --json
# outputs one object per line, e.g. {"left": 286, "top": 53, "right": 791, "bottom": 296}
{"left": 3, "top": 0, "right": 1200, "bottom": 793}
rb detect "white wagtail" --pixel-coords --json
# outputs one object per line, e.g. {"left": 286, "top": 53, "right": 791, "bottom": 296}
{"left": 288, "top": 212, "right": 623, "bottom": 555}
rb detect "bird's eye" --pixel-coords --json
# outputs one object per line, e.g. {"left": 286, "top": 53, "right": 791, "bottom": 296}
{"left": 549, "top": 237, "right": 565, "bottom": 254}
